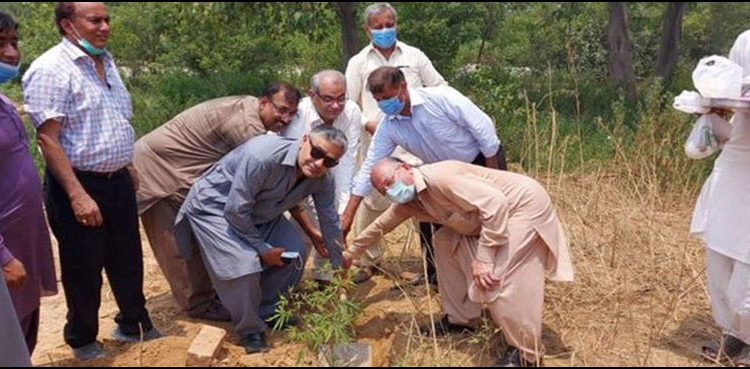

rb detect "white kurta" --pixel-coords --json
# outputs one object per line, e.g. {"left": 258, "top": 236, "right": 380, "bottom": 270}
{"left": 691, "top": 112, "right": 750, "bottom": 263}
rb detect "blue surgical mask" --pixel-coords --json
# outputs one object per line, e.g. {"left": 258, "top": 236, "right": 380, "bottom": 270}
{"left": 0, "top": 60, "right": 19, "bottom": 83}
{"left": 371, "top": 27, "right": 397, "bottom": 49}
{"left": 71, "top": 25, "right": 106, "bottom": 56}
{"left": 377, "top": 92, "right": 405, "bottom": 116}
{"left": 386, "top": 180, "right": 416, "bottom": 204}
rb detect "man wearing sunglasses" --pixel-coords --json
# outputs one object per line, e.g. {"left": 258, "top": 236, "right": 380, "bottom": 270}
{"left": 344, "top": 158, "right": 573, "bottom": 367}
{"left": 281, "top": 70, "right": 363, "bottom": 284}
{"left": 132, "top": 82, "right": 301, "bottom": 323}
{"left": 174, "top": 125, "right": 347, "bottom": 354}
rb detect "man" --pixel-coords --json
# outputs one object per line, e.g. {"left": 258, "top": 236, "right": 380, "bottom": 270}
{"left": 175, "top": 125, "right": 347, "bottom": 354}
{"left": 341, "top": 66, "right": 506, "bottom": 284}
{"left": 22, "top": 2, "right": 160, "bottom": 361}
{"left": 0, "top": 11, "right": 57, "bottom": 355}
{"left": 692, "top": 29, "right": 750, "bottom": 365}
{"left": 345, "top": 2, "right": 449, "bottom": 282}
{"left": 344, "top": 158, "right": 574, "bottom": 367}
{"left": 281, "top": 70, "right": 362, "bottom": 283}
{"left": 134, "top": 82, "right": 301, "bottom": 321}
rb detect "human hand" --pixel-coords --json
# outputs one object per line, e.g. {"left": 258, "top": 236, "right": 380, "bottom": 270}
{"left": 3, "top": 258, "right": 27, "bottom": 291}
{"left": 260, "top": 247, "right": 285, "bottom": 267}
{"left": 70, "top": 191, "right": 103, "bottom": 227}
{"left": 471, "top": 260, "right": 500, "bottom": 291}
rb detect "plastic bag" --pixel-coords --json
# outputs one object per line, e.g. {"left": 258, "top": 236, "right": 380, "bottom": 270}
{"left": 685, "top": 113, "right": 728, "bottom": 159}
{"left": 673, "top": 90, "right": 711, "bottom": 114}
{"left": 692, "top": 55, "right": 744, "bottom": 99}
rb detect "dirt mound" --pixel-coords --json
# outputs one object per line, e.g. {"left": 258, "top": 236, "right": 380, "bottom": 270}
{"left": 31, "top": 171, "right": 717, "bottom": 366}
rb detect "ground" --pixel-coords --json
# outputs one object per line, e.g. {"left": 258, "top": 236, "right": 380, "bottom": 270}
{"left": 31, "top": 168, "right": 720, "bottom": 367}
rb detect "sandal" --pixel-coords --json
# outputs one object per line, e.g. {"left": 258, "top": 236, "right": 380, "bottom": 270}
{"left": 702, "top": 335, "right": 748, "bottom": 363}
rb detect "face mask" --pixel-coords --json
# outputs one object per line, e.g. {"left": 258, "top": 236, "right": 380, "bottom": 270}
{"left": 70, "top": 24, "right": 106, "bottom": 56}
{"left": 377, "top": 91, "right": 405, "bottom": 116}
{"left": 371, "top": 27, "right": 397, "bottom": 49}
{"left": 386, "top": 180, "right": 416, "bottom": 204}
{"left": 0, "top": 60, "right": 19, "bottom": 83}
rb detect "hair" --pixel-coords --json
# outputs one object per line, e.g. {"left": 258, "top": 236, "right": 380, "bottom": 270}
{"left": 367, "top": 66, "right": 405, "bottom": 95}
{"left": 261, "top": 82, "right": 302, "bottom": 105}
{"left": 309, "top": 125, "right": 348, "bottom": 153}
{"left": 54, "top": 2, "right": 76, "bottom": 35}
{"left": 310, "top": 69, "right": 346, "bottom": 94}
{"left": 363, "top": 3, "right": 397, "bottom": 27}
{"left": 0, "top": 11, "right": 17, "bottom": 33}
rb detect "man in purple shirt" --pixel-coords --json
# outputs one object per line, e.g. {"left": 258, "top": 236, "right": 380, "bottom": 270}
{"left": 0, "top": 10, "right": 57, "bottom": 358}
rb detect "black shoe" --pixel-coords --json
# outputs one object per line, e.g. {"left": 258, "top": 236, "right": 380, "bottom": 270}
{"left": 407, "top": 273, "right": 438, "bottom": 289}
{"left": 193, "top": 301, "right": 231, "bottom": 322}
{"left": 241, "top": 332, "right": 269, "bottom": 354}
{"left": 419, "top": 315, "right": 476, "bottom": 336}
{"left": 265, "top": 314, "right": 299, "bottom": 330}
{"left": 702, "top": 334, "right": 748, "bottom": 363}
{"left": 497, "top": 347, "right": 539, "bottom": 367}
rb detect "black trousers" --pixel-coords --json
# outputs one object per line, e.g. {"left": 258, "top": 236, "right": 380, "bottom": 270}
{"left": 419, "top": 145, "right": 507, "bottom": 283}
{"left": 44, "top": 169, "right": 153, "bottom": 348}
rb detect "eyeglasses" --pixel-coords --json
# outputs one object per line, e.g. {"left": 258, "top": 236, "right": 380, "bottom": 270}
{"left": 314, "top": 92, "right": 347, "bottom": 106}
{"left": 310, "top": 141, "right": 339, "bottom": 168}
{"left": 269, "top": 100, "right": 298, "bottom": 120}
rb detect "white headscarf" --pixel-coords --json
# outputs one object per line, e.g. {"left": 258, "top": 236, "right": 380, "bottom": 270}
{"left": 729, "top": 30, "right": 750, "bottom": 75}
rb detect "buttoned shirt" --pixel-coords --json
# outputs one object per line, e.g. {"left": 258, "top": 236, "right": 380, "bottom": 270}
{"left": 23, "top": 38, "right": 134, "bottom": 172}
{"left": 346, "top": 40, "right": 447, "bottom": 124}
{"left": 134, "top": 96, "right": 266, "bottom": 214}
{"left": 175, "top": 135, "right": 343, "bottom": 278}
{"left": 350, "top": 161, "right": 574, "bottom": 282}
{"left": 281, "top": 97, "right": 363, "bottom": 213}
{"left": 351, "top": 86, "right": 501, "bottom": 197}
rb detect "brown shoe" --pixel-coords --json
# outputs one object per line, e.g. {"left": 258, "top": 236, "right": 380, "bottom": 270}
{"left": 352, "top": 266, "right": 376, "bottom": 284}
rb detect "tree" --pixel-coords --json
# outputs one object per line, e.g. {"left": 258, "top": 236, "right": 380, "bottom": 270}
{"left": 335, "top": 2, "right": 360, "bottom": 70}
{"left": 607, "top": 2, "right": 637, "bottom": 102}
{"left": 655, "top": 2, "right": 686, "bottom": 84}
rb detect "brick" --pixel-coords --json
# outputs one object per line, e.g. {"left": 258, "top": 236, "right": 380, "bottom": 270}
{"left": 186, "top": 325, "right": 227, "bottom": 367}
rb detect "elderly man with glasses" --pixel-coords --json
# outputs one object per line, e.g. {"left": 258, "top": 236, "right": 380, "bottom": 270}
{"left": 281, "top": 70, "right": 363, "bottom": 284}
{"left": 175, "top": 125, "right": 348, "bottom": 354}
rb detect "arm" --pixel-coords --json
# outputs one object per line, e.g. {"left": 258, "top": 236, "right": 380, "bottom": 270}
{"left": 334, "top": 106, "right": 363, "bottom": 215}
{"left": 312, "top": 177, "right": 344, "bottom": 268}
{"left": 342, "top": 119, "right": 396, "bottom": 233}
{"left": 418, "top": 50, "right": 448, "bottom": 87}
{"left": 290, "top": 205, "right": 327, "bottom": 257}
{"left": 37, "top": 120, "right": 103, "bottom": 227}
{"left": 0, "top": 234, "right": 26, "bottom": 291}
{"left": 448, "top": 88, "right": 501, "bottom": 159}
{"left": 434, "top": 174, "right": 511, "bottom": 263}
{"left": 345, "top": 56, "right": 364, "bottom": 107}
{"left": 347, "top": 204, "right": 414, "bottom": 259}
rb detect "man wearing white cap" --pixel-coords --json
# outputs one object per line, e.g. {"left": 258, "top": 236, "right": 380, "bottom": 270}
{"left": 691, "top": 29, "right": 750, "bottom": 365}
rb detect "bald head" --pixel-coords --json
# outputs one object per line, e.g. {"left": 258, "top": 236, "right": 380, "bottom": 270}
{"left": 371, "top": 157, "right": 409, "bottom": 194}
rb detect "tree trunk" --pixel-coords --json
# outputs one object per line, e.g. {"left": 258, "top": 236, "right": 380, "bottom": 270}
{"left": 335, "top": 2, "right": 360, "bottom": 70}
{"left": 655, "top": 2, "right": 686, "bottom": 84}
{"left": 607, "top": 2, "right": 637, "bottom": 102}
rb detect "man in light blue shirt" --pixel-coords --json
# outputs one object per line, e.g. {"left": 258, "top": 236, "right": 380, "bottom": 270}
{"left": 341, "top": 66, "right": 506, "bottom": 285}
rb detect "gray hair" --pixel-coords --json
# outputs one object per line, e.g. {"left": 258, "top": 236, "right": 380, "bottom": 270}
{"left": 311, "top": 70, "right": 346, "bottom": 94}
{"left": 363, "top": 3, "right": 397, "bottom": 27}
{"left": 309, "top": 125, "right": 348, "bottom": 153}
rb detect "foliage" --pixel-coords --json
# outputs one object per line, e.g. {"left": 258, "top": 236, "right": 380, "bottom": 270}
{"left": 271, "top": 265, "right": 363, "bottom": 366}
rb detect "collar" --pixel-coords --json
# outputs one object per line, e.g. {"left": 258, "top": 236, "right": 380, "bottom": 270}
{"left": 386, "top": 88, "right": 424, "bottom": 122}
{"left": 283, "top": 139, "right": 302, "bottom": 167}
{"left": 61, "top": 37, "right": 112, "bottom": 63}
{"left": 365, "top": 40, "right": 405, "bottom": 59}
{"left": 413, "top": 167, "right": 428, "bottom": 194}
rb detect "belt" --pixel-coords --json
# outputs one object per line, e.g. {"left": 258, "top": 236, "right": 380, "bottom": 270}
{"left": 73, "top": 167, "right": 129, "bottom": 179}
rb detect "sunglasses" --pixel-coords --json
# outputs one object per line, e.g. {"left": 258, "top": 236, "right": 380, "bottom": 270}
{"left": 310, "top": 142, "right": 339, "bottom": 168}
